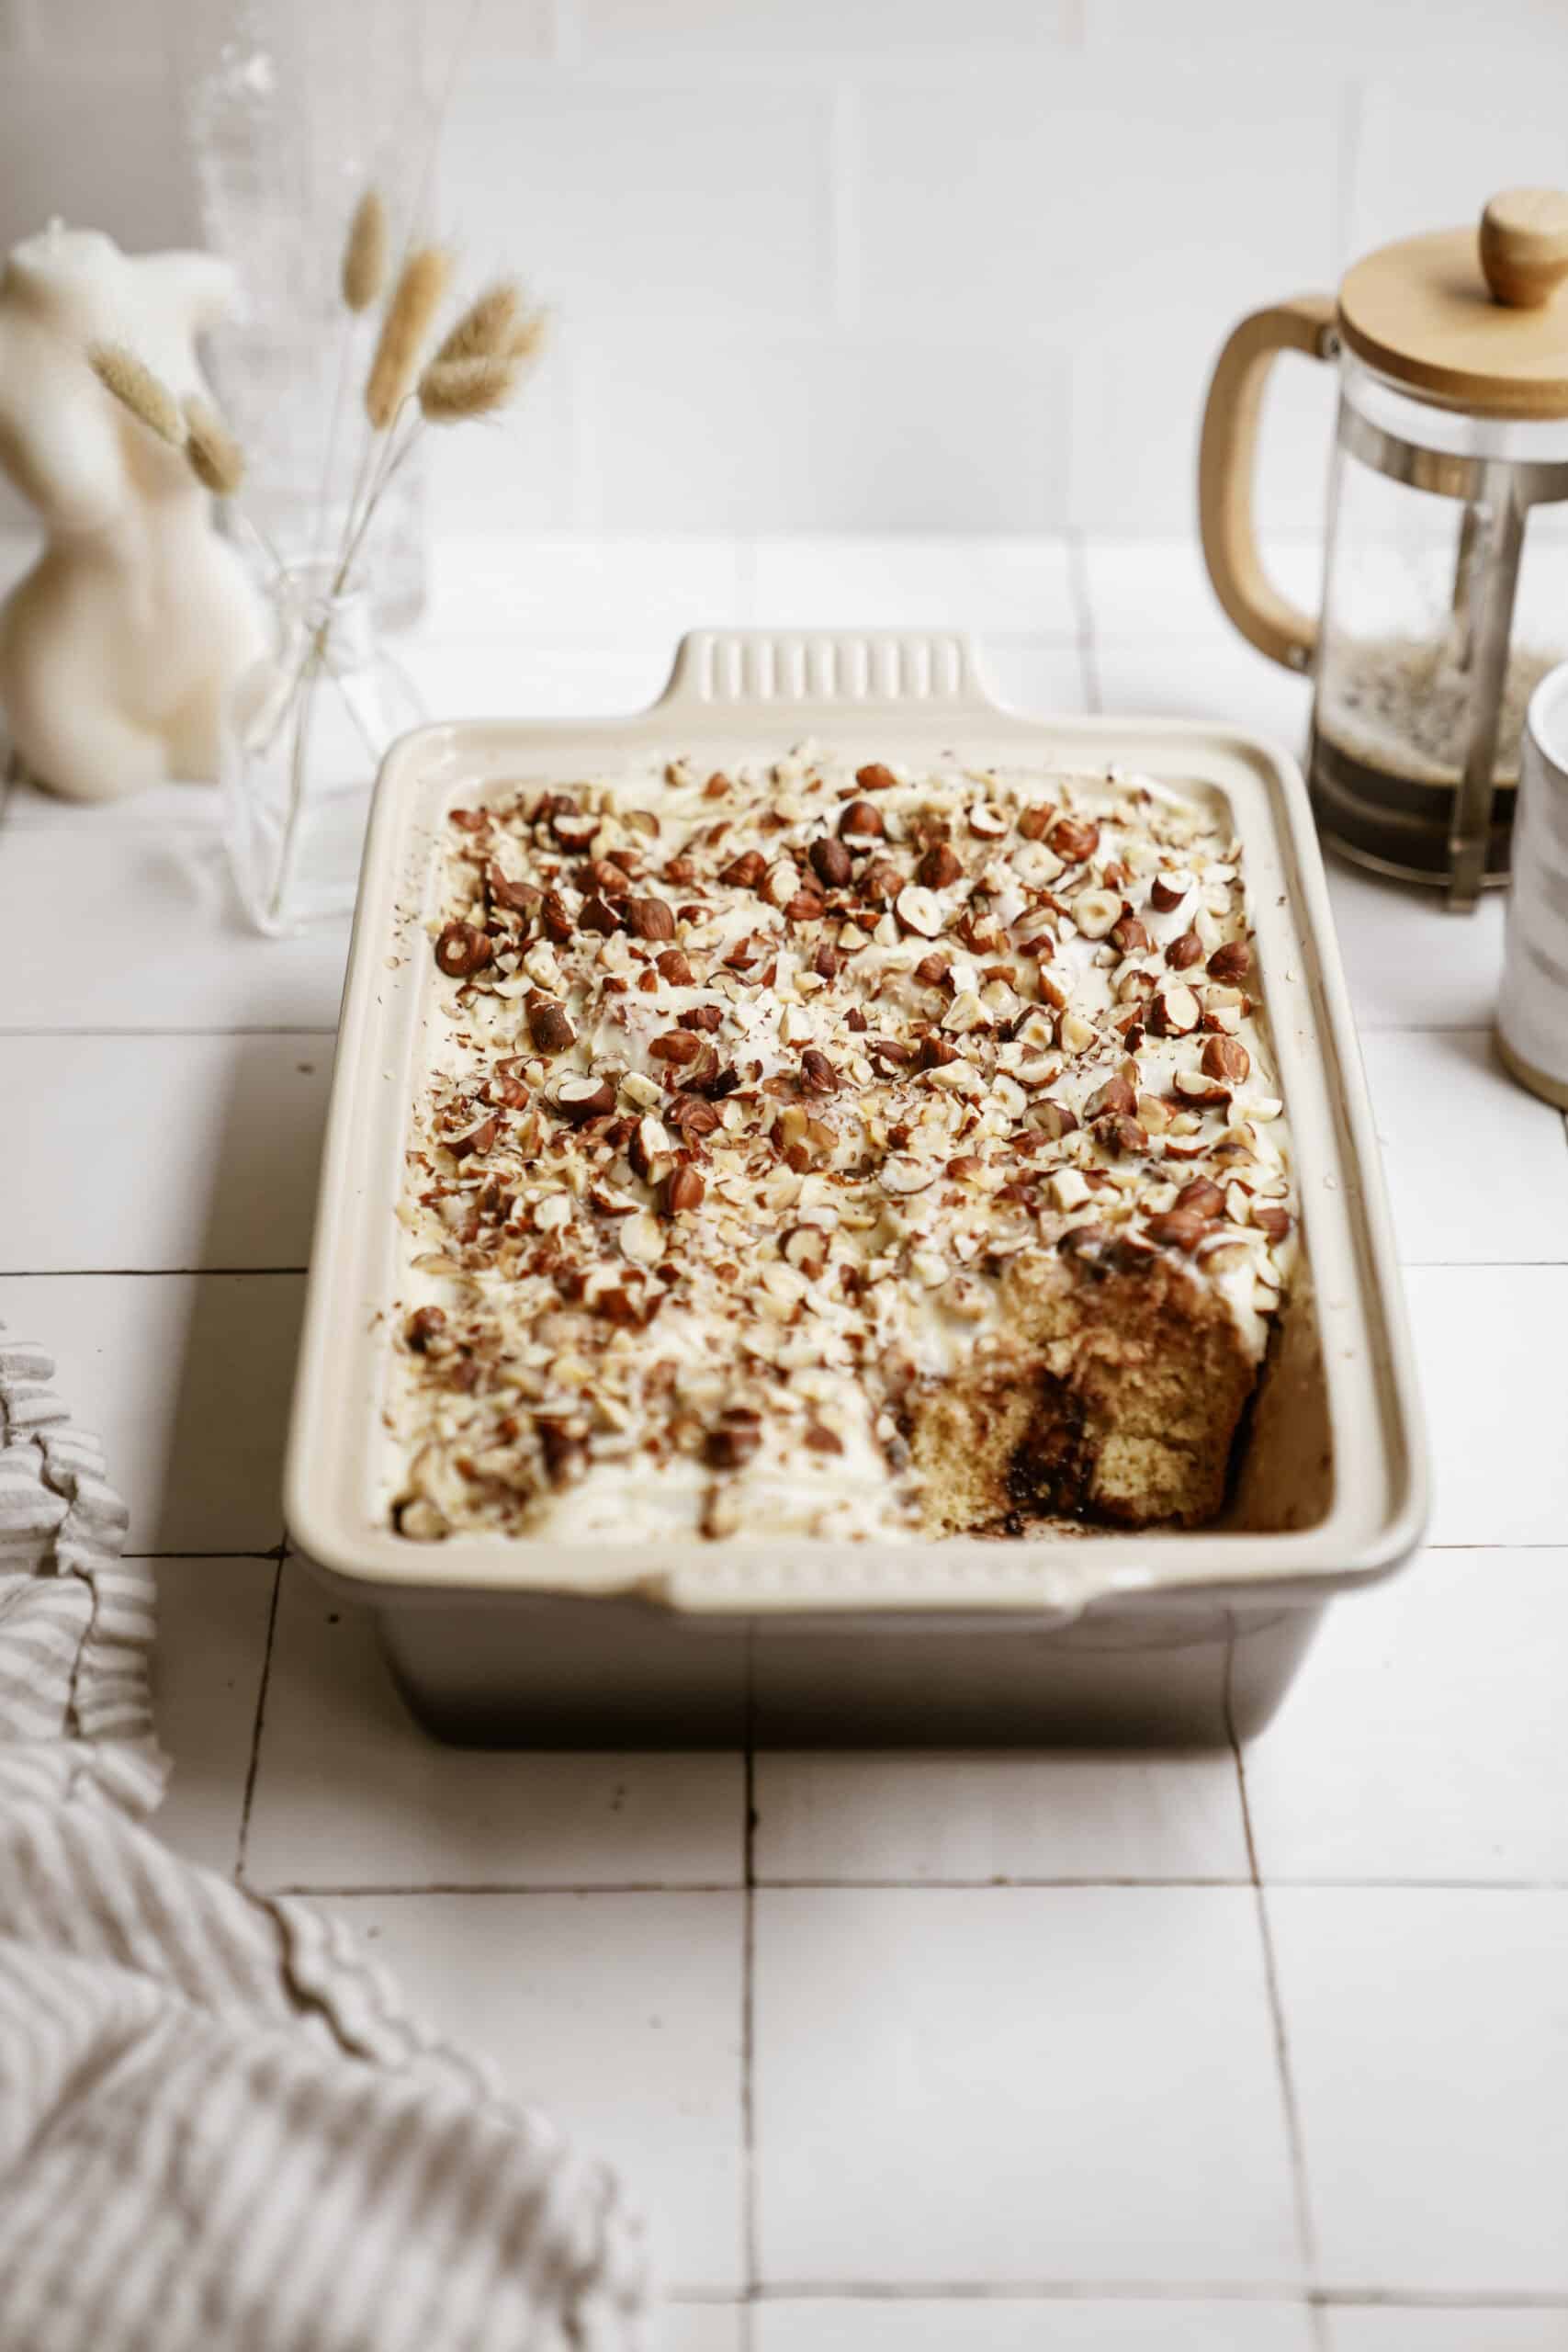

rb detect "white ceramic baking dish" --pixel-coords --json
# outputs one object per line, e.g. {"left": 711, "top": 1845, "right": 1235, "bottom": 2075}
{"left": 285, "top": 630, "right": 1428, "bottom": 1746}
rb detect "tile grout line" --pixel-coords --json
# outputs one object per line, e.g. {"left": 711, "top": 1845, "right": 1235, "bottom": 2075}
{"left": 0, "top": 1027, "right": 341, "bottom": 1040}
{"left": 827, "top": 78, "right": 863, "bottom": 334}
{"left": 1333, "top": 74, "right": 1365, "bottom": 269}
{"left": 1226, "top": 1645, "right": 1326, "bottom": 2346}
{"left": 1, "top": 1267, "right": 310, "bottom": 1280}
{"left": 232, "top": 1540, "right": 288, "bottom": 1886}
{"left": 740, "top": 1641, "right": 760, "bottom": 2352}
{"left": 124, "top": 1549, "right": 286, "bottom": 1563}
{"left": 1066, "top": 529, "right": 1102, "bottom": 717}
{"left": 244, "top": 1871, "right": 1568, "bottom": 1898}
{"left": 741, "top": 2279, "right": 1568, "bottom": 2308}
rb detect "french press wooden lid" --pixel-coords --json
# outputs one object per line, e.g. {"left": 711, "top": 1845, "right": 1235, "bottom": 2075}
{"left": 1338, "top": 189, "right": 1568, "bottom": 418}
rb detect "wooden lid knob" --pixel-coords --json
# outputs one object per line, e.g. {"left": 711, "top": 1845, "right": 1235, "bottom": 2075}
{"left": 1480, "top": 188, "right": 1568, "bottom": 309}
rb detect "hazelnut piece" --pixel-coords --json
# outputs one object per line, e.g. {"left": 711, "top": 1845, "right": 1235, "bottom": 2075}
{"left": 579, "top": 893, "right": 623, "bottom": 935}
{"left": 527, "top": 1000, "right": 576, "bottom": 1057}
{"left": 1048, "top": 816, "right": 1100, "bottom": 865}
{"left": 839, "top": 798, "right": 885, "bottom": 840}
{"left": 1096, "top": 1112, "right": 1148, "bottom": 1158}
{"left": 1165, "top": 928, "right": 1203, "bottom": 971}
{"left": 1085, "top": 1074, "right": 1138, "bottom": 1121}
{"left": 1145, "top": 1208, "right": 1206, "bottom": 1252}
{"left": 895, "top": 884, "right": 945, "bottom": 938}
{"left": 809, "top": 836, "right": 854, "bottom": 888}
{"left": 649, "top": 1029, "right": 704, "bottom": 1065}
{"left": 1201, "top": 1035, "right": 1251, "bottom": 1085}
{"left": 626, "top": 895, "right": 676, "bottom": 942}
{"left": 1147, "top": 982, "right": 1201, "bottom": 1037}
{"left": 917, "top": 842, "right": 964, "bottom": 889}
{"left": 781, "top": 1224, "right": 829, "bottom": 1276}
{"left": 1207, "top": 940, "right": 1253, "bottom": 981}
{"left": 720, "top": 849, "right": 768, "bottom": 889}
{"left": 1072, "top": 887, "right": 1122, "bottom": 940}
{"left": 660, "top": 1166, "right": 705, "bottom": 1216}
{"left": 1176, "top": 1177, "right": 1225, "bottom": 1218}
{"left": 855, "top": 762, "right": 898, "bottom": 793}
{"left": 550, "top": 807, "right": 599, "bottom": 851}
{"left": 547, "top": 1074, "right": 616, "bottom": 1122}
{"left": 434, "top": 921, "right": 492, "bottom": 978}
{"left": 448, "top": 1115, "right": 498, "bottom": 1160}
{"left": 860, "top": 858, "right": 904, "bottom": 904}
{"left": 403, "top": 1306, "right": 446, "bottom": 1352}
{"left": 706, "top": 1408, "right": 763, "bottom": 1469}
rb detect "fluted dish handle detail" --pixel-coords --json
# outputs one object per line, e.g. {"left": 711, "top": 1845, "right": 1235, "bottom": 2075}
{"left": 660, "top": 629, "right": 993, "bottom": 715}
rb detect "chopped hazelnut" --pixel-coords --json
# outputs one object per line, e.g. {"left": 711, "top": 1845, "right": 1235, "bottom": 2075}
{"left": 809, "top": 836, "right": 854, "bottom": 888}
{"left": 1201, "top": 1035, "right": 1251, "bottom": 1085}
{"left": 434, "top": 921, "right": 491, "bottom": 978}
{"left": 1207, "top": 940, "right": 1252, "bottom": 981}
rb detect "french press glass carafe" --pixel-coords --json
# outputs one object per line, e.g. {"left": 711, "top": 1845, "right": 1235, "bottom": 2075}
{"left": 1201, "top": 189, "right": 1568, "bottom": 910}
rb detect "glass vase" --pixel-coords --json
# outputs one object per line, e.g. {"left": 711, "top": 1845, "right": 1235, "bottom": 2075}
{"left": 223, "top": 562, "right": 422, "bottom": 937}
{"left": 175, "top": 0, "right": 434, "bottom": 629}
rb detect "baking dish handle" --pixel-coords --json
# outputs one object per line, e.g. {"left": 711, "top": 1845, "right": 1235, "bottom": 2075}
{"left": 659, "top": 629, "right": 998, "bottom": 716}
{"left": 647, "top": 1553, "right": 1086, "bottom": 1625}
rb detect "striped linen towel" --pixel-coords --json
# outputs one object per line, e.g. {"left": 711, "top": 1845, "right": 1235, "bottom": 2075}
{"left": 0, "top": 1328, "right": 649, "bottom": 2350}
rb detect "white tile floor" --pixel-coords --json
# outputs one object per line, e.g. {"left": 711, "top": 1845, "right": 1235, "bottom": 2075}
{"left": 3, "top": 532, "right": 1566, "bottom": 2348}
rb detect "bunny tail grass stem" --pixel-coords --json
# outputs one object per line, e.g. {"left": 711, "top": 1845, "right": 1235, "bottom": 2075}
{"left": 333, "top": 408, "right": 424, "bottom": 598}
{"left": 311, "top": 331, "right": 356, "bottom": 562}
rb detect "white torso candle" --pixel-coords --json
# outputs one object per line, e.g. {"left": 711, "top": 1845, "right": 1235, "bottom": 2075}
{"left": 0, "top": 222, "right": 265, "bottom": 802}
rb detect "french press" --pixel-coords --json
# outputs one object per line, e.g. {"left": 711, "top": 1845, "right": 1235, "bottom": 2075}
{"left": 1201, "top": 189, "right": 1568, "bottom": 910}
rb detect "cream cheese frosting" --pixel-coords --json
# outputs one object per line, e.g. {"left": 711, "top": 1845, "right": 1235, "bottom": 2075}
{"left": 387, "top": 745, "right": 1299, "bottom": 1544}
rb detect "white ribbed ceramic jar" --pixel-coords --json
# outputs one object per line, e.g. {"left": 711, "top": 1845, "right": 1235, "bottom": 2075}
{"left": 1497, "top": 663, "right": 1568, "bottom": 1108}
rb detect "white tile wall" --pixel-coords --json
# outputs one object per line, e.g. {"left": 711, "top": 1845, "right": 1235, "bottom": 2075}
{"left": 572, "top": 0, "right": 1076, "bottom": 58}
{"left": 3, "top": 0, "right": 1556, "bottom": 534}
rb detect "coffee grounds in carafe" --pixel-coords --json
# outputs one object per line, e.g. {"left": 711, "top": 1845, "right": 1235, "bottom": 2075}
{"left": 1317, "top": 632, "right": 1559, "bottom": 788}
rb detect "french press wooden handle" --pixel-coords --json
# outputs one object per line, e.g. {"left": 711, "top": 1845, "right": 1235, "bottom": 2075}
{"left": 1198, "top": 294, "right": 1338, "bottom": 673}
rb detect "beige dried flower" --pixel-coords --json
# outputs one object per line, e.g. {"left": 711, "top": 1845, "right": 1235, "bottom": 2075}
{"left": 181, "top": 393, "right": 245, "bottom": 495}
{"left": 505, "top": 309, "right": 550, "bottom": 372}
{"left": 341, "top": 188, "right": 389, "bottom": 313}
{"left": 433, "top": 277, "right": 522, "bottom": 368}
{"left": 88, "top": 342, "right": 185, "bottom": 447}
{"left": 364, "top": 243, "right": 452, "bottom": 429}
{"left": 417, "top": 354, "right": 521, "bottom": 423}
